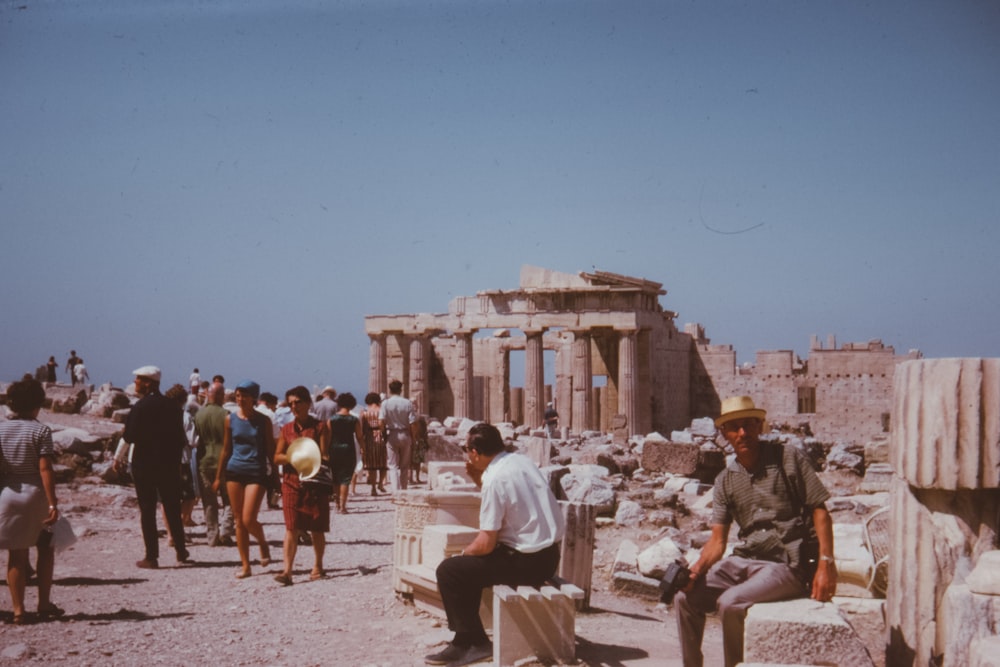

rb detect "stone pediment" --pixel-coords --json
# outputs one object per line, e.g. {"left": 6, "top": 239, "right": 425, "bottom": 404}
{"left": 516, "top": 265, "right": 665, "bottom": 296}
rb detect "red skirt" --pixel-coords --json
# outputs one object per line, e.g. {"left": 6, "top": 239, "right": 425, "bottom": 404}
{"left": 281, "top": 472, "right": 330, "bottom": 532}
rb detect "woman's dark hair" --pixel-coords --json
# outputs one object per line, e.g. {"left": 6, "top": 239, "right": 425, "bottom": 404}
{"left": 164, "top": 383, "right": 188, "bottom": 405}
{"left": 7, "top": 377, "right": 47, "bottom": 416}
{"left": 336, "top": 392, "right": 357, "bottom": 410}
{"left": 285, "top": 385, "right": 312, "bottom": 405}
{"left": 364, "top": 392, "right": 381, "bottom": 406}
{"left": 466, "top": 422, "right": 504, "bottom": 456}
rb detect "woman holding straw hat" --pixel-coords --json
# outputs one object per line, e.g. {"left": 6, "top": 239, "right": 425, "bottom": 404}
{"left": 272, "top": 385, "right": 330, "bottom": 585}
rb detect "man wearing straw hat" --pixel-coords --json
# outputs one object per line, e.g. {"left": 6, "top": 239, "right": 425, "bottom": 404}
{"left": 674, "top": 396, "right": 837, "bottom": 667}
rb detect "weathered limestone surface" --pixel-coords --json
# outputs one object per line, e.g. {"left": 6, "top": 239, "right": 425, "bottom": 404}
{"left": 942, "top": 583, "right": 1000, "bottom": 667}
{"left": 743, "top": 598, "right": 875, "bottom": 667}
{"left": 886, "top": 358, "right": 1000, "bottom": 667}
{"left": 969, "top": 636, "right": 1000, "bottom": 667}
{"left": 641, "top": 440, "right": 699, "bottom": 475}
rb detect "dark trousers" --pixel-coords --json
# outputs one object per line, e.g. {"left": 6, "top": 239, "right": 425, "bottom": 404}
{"left": 435, "top": 543, "right": 560, "bottom": 644}
{"left": 132, "top": 463, "right": 186, "bottom": 561}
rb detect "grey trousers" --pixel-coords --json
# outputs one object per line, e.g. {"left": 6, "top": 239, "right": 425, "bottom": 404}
{"left": 674, "top": 556, "right": 804, "bottom": 667}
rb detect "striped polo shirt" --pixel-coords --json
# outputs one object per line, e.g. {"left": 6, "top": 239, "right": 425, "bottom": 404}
{"left": 712, "top": 440, "right": 830, "bottom": 566}
{"left": 0, "top": 417, "right": 54, "bottom": 485}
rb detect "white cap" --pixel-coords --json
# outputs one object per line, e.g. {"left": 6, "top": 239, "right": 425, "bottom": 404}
{"left": 132, "top": 365, "right": 162, "bottom": 382}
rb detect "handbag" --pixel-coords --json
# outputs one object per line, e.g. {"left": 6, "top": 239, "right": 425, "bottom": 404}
{"left": 301, "top": 464, "right": 334, "bottom": 492}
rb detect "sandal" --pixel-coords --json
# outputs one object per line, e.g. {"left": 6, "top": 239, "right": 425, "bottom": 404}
{"left": 260, "top": 556, "right": 272, "bottom": 568}
{"left": 37, "top": 603, "right": 65, "bottom": 619}
{"left": 309, "top": 569, "right": 325, "bottom": 581}
{"left": 235, "top": 569, "right": 252, "bottom": 579}
{"left": 274, "top": 573, "right": 293, "bottom": 586}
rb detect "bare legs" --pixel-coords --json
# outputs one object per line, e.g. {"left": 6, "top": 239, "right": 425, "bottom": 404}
{"left": 226, "top": 481, "right": 271, "bottom": 578}
{"left": 278, "top": 529, "right": 325, "bottom": 583}
{"left": 6, "top": 549, "right": 28, "bottom": 619}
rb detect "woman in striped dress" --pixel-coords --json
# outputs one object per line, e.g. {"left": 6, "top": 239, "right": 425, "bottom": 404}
{"left": 360, "top": 393, "right": 387, "bottom": 495}
{"left": 0, "top": 376, "right": 61, "bottom": 624}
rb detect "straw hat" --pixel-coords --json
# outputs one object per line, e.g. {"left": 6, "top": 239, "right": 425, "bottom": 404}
{"left": 286, "top": 437, "right": 322, "bottom": 479}
{"left": 715, "top": 396, "right": 767, "bottom": 427}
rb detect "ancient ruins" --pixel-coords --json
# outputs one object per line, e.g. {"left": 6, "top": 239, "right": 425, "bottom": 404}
{"left": 365, "top": 265, "right": 921, "bottom": 444}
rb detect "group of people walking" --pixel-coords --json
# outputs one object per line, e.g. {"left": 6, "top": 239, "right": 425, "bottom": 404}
{"left": 113, "top": 366, "right": 424, "bottom": 587}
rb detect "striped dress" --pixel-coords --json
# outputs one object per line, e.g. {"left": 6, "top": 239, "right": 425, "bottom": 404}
{"left": 0, "top": 417, "right": 54, "bottom": 549}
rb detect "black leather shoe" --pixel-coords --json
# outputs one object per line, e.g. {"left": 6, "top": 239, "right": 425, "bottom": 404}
{"left": 425, "top": 642, "right": 466, "bottom": 665}
{"left": 446, "top": 642, "right": 492, "bottom": 666}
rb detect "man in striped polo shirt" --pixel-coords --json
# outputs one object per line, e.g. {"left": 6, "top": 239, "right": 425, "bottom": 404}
{"left": 674, "top": 396, "right": 837, "bottom": 667}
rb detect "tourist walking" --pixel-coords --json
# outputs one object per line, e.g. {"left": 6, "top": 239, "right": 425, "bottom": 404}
{"left": 64, "top": 351, "right": 80, "bottom": 385}
{"left": 115, "top": 366, "right": 191, "bottom": 569}
{"left": 328, "top": 393, "right": 362, "bottom": 514}
{"left": 194, "top": 383, "right": 234, "bottom": 546}
{"left": 214, "top": 380, "right": 274, "bottom": 578}
{"left": 272, "top": 386, "right": 329, "bottom": 585}
{"left": 360, "top": 393, "right": 387, "bottom": 495}
{"left": 45, "top": 356, "right": 58, "bottom": 384}
{"left": 379, "top": 380, "right": 417, "bottom": 491}
{"left": 0, "top": 376, "right": 62, "bottom": 624}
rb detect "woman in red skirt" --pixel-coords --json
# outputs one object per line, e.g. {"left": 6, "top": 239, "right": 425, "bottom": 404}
{"left": 272, "top": 385, "right": 330, "bottom": 585}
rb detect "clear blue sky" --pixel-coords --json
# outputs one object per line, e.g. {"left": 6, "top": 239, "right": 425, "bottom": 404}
{"left": 2, "top": 0, "right": 998, "bottom": 398}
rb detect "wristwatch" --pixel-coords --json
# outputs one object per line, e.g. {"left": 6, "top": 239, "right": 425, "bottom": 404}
{"left": 819, "top": 555, "right": 835, "bottom": 563}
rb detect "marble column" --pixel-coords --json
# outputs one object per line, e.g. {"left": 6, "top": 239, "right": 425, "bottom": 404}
{"left": 524, "top": 329, "right": 545, "bottom": 428}
{"left": 368, "top": 333, "right": 387, "bottom": 395}
{"left": 408, "top": 335, "right": 428, "bottom": 415}
{"left": 454, "top": 330, "right": 474, "bottom": 419}
{"left": 571, "top": 330, "right": 593, "bottom": 434}
{"left": 617, "top": 329, "right": 638, "bottom": 437}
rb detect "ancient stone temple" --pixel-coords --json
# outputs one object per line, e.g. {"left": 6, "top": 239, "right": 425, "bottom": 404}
{"left": 365, "top": 265, "right": 919, "bottom": 440}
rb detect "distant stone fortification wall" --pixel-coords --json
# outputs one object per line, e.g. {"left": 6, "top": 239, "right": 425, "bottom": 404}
{"left": 693, "top": 337, "right": 919, "bottom": 444}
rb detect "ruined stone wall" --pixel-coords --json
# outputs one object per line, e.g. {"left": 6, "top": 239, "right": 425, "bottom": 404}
{"left": 648, "top": 323, "right": 694, "bottom": 434}
{"left": 692, "top": 338, "right": 915, "bottom": 444}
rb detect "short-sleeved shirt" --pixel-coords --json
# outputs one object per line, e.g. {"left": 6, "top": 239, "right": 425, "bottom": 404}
{"left": 194, "top": 403, "right": 227, "bottom": 474}
{"left": 479, "top": 451, "right": 565, "bottom": 554}
{"left": 0, "top": 417, "right": 54, "bottom": 485}
{"left": 380, "top": 395, "right": 416, "bottom": 431}
{"left": 712, "top": 441, "right": 830, "bottom": 567}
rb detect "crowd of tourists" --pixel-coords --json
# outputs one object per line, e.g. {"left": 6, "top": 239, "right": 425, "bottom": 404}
{"left": 0, "top": 366, "right": 430, "bottom": 625}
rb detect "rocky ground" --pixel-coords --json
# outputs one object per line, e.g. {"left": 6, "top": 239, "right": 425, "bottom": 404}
{"left": 1, "top": 398, "right": 886, "bottom": 666}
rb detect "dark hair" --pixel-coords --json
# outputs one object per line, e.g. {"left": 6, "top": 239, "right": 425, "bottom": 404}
{"left": 259, "top": 392, "right": 278, "bottom": 405}
{"left": 7, "top": 376, "right": 46, "bottom": 415}
{"left": 336, "top": 392, "right": 357, "bottom": 410}
{"left": 388, "top": 380, "right": 403, "bottom": 394}
{"left": 285, "top": 385, "right": 312, "bottom": 405}
{"left": 164, "top": 383, "right": 188, "bottom": 405}
{"left": 466, "top": 422, "right": 504, "bottom": 456}
{"left": 364, "top": 392, "right": 381, "bottom": 406}
{"left": 212, "top": 374, "right": 225, "bottom": 384}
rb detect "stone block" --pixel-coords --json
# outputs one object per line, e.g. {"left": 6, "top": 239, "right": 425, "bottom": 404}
{"left": 858, "top": 462, "right": 893, "bottom": 493}
{"left": 610, "top": 570, "right": 661, "bottom": 599}
{"left": 942, "top": 583, "right": 1000, "bottom": 666}
{"left": 967, "top": 550, "right": 1000, "bottom": 595}
{"left": 970, "top": 635, "right": 1000, "bottom": 667}
{"left": 743, "top": 598, "right": 875, "bottom": 667}
{"left": 865, "top": 436, "right": 890, "bottom": 464}
{"left": 421, "top": 524, "right": 478, "bottom": 569}
{"left": 492, "top": 583, "right": 583, "bottom": 666}
{"left": 612, "top": 539, "right": 639, "bottom": 575}
{"left": 642, "top": 440, "right": 699, "bottom": 475}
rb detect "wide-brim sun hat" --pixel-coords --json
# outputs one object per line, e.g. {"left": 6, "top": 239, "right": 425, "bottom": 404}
{"left": 715, "top": 395, "right": 767, "bottom": 427}
{"left": 287, "top": 437, "right": 322, "bottom": 479}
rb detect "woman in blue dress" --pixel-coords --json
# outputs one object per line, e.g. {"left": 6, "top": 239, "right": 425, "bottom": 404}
{"left": 214, "top": 380, "right": 274, "bottom": 578}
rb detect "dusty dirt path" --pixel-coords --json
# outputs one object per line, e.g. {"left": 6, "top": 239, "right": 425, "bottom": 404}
{"left": 1, "top": 477, "right": 722, "bottom": 666}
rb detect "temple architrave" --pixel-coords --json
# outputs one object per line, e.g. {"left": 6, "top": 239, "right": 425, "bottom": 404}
{"left": 365, "top": 265, "right": 920, "bottom": 442}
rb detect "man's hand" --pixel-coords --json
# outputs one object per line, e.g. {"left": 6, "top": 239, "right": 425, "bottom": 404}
{"left": 810, "top": 559, "right": 837, "bottom": 602}
{"left": 466, "top": 460, "right": 484, "bottom": 487}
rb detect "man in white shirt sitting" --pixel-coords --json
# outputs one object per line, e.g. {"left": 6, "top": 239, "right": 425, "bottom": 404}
{"left": 425, "top": 423, "right": 565, "bottom": 667}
